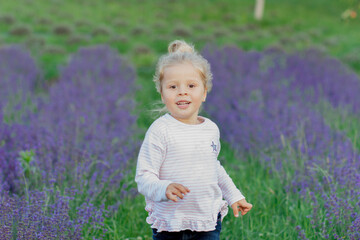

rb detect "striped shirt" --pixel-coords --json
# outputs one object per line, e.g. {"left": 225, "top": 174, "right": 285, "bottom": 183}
{"left": 135, "top": 113, "right": 245, "bottom": 232}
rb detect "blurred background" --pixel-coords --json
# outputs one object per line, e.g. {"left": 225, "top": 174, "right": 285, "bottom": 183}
{"left": 1, "top": 0, "right": 359, "bottom": 74}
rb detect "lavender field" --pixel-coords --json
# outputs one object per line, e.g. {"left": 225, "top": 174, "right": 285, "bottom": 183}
{"left": 1, "top": 44, "right": 359, "bottom": 239}
{"left": 203, "top": 46, "right": 360, "bottom": 239}
{"left": 1, "top": 0, "right": 360, "bottom": 239}
{"left": 0, "top": 46, "right": 138, "bottom": 239}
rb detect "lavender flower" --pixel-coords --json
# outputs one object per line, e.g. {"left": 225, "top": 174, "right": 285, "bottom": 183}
{"left": 1, "top": 45, "right": 138, "bottom": 239}
{"left": 0, "top": 189, "right": 107, "bottom": 239}
{"left": 0, "top": 46, "right": 42, "bottom": 124}
{"left": 202, "top": 45, "right": 360, "bottom": 239}
{"left": 35, "top": 45, "right": 138, "bottom": 193}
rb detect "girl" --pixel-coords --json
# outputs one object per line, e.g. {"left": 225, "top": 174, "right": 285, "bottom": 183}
{"left": 135, "top": 40, "right": 252, "bottom": 240}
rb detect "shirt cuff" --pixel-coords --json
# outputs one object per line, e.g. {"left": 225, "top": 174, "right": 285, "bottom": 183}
{"left": 159, "top": 180, "right": 173, "bottom": 202}
{"left": 227, "top": 190, "right": 245, "bottom": 206}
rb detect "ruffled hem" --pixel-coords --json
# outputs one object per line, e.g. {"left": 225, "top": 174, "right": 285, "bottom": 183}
{"left": 219, "top": 203, "right": 229, "bottom": 222}
{"left": 147, "top": 216, "right": 215, "bottom": 232}
{"left": 147, "top": 203, "right": 229, "bottom": 232}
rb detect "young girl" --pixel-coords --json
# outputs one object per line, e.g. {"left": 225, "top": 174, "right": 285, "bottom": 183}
{"left": 135, "top": 40, "right": 252, "bottom": 240}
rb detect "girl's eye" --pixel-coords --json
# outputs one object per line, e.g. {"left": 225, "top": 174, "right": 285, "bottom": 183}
{"left": 189, "top": 84, "right": 195, "bottom": 88}
{"left": 169, "top": 85, "right": 176, "bottom": 89}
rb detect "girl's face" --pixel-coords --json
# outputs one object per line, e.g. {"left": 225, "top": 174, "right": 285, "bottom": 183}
{"left": 161, "top": 62, "right": 207, "bottom": 125}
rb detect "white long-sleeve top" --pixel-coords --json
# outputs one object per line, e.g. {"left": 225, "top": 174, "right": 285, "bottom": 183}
{"left": 135, "top": 113, "right": 245, "bottom": 232}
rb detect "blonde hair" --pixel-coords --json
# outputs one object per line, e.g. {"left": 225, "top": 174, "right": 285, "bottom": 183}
{"left": 153, "top": 40, "right": 213, "bottom": 93}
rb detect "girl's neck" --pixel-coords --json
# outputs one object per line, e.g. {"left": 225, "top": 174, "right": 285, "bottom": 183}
{"left": 170, "top": 114, "right": 204, "bottom": 125}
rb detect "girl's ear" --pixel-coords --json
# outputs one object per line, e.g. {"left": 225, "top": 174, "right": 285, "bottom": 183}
{"left": 202, "top": 89, "right": 207, "bottom": 102}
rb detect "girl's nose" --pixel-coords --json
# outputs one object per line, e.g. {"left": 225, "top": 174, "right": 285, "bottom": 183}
{"left": 178, "top": 85, "right": 188, "bottom": 95}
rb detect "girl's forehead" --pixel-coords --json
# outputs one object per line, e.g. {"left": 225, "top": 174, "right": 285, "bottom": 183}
{"left": 164, "top": 62, "right": 196, "bottom": 72}
{"left": 163, "top": 63, "right": 201, "bottom": 78}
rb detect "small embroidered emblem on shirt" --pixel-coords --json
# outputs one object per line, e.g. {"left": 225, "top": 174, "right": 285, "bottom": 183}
{"left": 211, "top": 141, "right": 217, "bottom": 152}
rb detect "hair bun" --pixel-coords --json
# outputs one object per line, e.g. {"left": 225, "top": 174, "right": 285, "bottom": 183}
{"left": 168, "top": 40, "right": 195, "bottom": 54}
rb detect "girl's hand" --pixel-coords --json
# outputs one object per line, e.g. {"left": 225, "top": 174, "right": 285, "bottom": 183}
{"left": 166, "top": 183, "right": 190, "bottom": 202}
{"left": 231, "top": 199, "right": 253, "bottom": 217}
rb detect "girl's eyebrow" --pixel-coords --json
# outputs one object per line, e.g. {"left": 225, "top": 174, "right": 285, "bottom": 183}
{"left": 164, "top": 80, "right": 177, "bottom": 85}
{"left": 164, "top": 78, "right": 201, "bottom": 84}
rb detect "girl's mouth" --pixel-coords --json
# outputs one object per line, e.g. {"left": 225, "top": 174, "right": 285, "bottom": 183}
{"left": 176, "top": 101, "right": 190, "bottom": 105}
{"left": 176, "top": 101, "right": 191, "bottom": 109}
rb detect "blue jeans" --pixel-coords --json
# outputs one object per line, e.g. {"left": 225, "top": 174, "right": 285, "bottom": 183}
{"left": 152, "top": 213, "right": 221, "bottom": 240}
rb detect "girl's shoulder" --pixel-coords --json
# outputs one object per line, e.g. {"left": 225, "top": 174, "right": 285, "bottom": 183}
{"left": 146, "top": 114, "right": 169, "bottom": 135}
{"left": 200, "top": 116, "right": 220, "bottom": 132}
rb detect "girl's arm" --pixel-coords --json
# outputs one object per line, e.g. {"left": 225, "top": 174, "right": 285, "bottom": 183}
{"left": 215, "top": 141, "right": 253, "bottom": 216}
{"left": 135, "top": 129, "right": 173, "bottom": 202}
{"left": 216, "top": 160, "right": 245, "bottom": 206}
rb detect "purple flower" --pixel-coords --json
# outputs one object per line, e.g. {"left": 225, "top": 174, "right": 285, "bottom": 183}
{"left": 202, "top": 45, "right": 360, "bottom": 239}
{"left": 1, "top": 45, "right": 139, "bottom": 239}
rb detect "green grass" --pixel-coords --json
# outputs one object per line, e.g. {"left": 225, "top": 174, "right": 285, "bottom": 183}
{"left": 319, "top": 101, "right": 360, "bottom": 152}
{"left": 1, "top": 0, "right": 359, "bottom": 73}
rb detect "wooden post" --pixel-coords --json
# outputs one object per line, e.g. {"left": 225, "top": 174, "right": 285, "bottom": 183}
{"left": 254, "top": 0, "right": 265, "bottom": 21}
